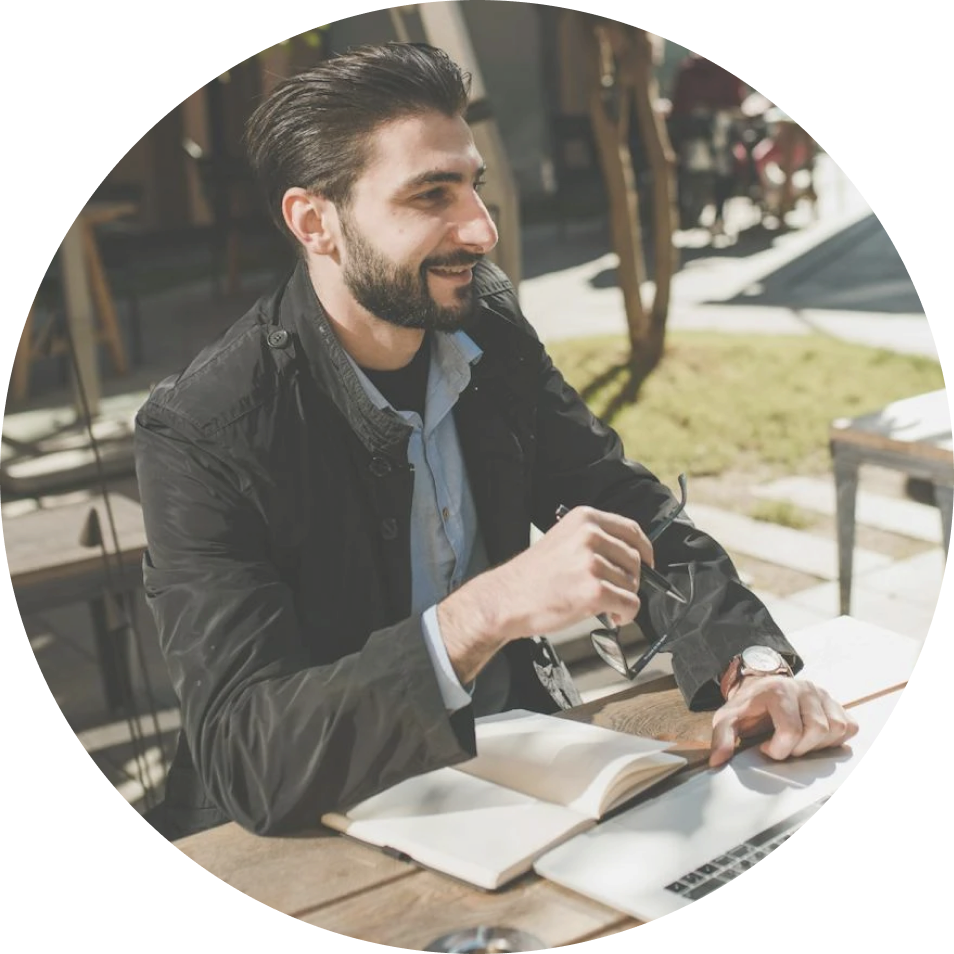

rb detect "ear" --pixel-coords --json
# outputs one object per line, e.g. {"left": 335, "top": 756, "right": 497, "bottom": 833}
{"left": 281, "top": 187, "right": 340, "bottom": 256}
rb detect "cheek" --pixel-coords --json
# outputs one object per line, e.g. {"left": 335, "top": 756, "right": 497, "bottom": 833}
{"left": 371, "top": 206, "right": 452, "bottom": 272}
{"left": 389, "top": 229, "right": 429, "bottom": 268}
{"left": 397, "top": 216, "right": 450, "bottom": 259}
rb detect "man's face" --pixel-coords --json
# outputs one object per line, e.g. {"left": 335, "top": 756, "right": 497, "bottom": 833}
{"left": 335, "top": 111, "right": 499, "bottom": 331}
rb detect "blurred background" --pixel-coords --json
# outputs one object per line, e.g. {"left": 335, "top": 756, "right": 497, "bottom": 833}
{"left": 2, "top": 2, "right": 945, "bottom": 820}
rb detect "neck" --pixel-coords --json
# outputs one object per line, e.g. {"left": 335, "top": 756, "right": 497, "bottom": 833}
{"left": 306, "top": 258, "right": 424, "bottom": 371}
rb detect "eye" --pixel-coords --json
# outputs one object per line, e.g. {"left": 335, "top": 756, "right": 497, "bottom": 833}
{"left": 414, "top": 187, "right": 448, "bottom": 204}
{"left": 474, "top": 177, "right": 487, "bottom": 193}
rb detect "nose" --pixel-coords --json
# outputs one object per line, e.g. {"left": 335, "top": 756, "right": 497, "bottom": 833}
{"left": 456, "top": 192, "right": 499, "bottom": 254}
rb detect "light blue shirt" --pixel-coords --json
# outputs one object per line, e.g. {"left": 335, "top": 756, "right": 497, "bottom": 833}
{"left": 348, "top": 330, "right": 508, "bottom": 714}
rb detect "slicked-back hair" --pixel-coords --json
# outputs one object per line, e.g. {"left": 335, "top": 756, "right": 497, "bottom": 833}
{"left": 245, "top": 43, "right": 472, "bottom": 242}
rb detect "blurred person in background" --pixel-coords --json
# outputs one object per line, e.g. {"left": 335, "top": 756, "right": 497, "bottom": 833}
{"left": 750, "top": 105, "right": 818, "bottom": 222}
{"left": 668, "top": 52, "right": 747, "bottom": 235}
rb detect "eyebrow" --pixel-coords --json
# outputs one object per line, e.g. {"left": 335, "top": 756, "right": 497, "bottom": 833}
{"left": 399, "top": 164, "right": 487, "bottom": 193}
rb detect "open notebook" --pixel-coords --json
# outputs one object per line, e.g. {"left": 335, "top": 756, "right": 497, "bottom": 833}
{"left": 530, "top": 616, "right": 921, "bottom": 918}
{"left": 320, "top": 710, "right": 686, "bottom": 890}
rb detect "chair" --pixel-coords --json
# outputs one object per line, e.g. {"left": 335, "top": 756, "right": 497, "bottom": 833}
{"left": 184, "top": 144, "right": 260, "bottom": 296}
{"left": 11, "top": 201, "right": 136, "bottom": 404}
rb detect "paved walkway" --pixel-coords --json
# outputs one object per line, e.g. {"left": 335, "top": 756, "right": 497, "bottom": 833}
{"left": 522, "top": 155, "right": 935, "bottom": 357}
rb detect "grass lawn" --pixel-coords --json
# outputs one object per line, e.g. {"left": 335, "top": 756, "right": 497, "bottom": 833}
{"left": 547, "top": 331, "right": 945, "bottom": 484}
{"left": 549, "top": 330, "right": 944, "bottom": 591}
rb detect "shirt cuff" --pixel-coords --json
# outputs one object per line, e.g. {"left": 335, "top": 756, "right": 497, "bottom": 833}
{"left": 421, "top": 604, "right": 473, "bottom": 713}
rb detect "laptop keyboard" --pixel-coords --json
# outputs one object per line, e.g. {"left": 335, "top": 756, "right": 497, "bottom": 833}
{"left": 664, "top": 797, "right": 828, "bottom": 902}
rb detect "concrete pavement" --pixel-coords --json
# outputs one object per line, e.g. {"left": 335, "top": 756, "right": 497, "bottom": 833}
{"left": 521, "top": 154, "right": 937, "bottom": 358}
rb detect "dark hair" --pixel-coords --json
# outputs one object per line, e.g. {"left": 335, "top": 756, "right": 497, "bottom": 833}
{"left": 245, "top": 43, "right": 471, "bottom": 240}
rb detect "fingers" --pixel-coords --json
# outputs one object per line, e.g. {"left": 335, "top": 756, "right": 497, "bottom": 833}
{"left": 761, "top": 680, "right": 858, "bottom": 760}
{"left": 708, "top": 708, "right": 742, "bottom": 767}
{"left": 710, "top": 677, "right": 862, "bottom": 769}
{"left": 542, "top": 506, "right": 656, "bottom": 630}
{"left": 556, "top": 506, "right": 655, "bottom": 574}
{"left": 595, "top": 510, "right": 655, "bottom": 570}
{"left": 709, "top": 693, "right": 782, "bottom": 768}
{"left": 784, "top": 683, "right": 858, "bottom": 758}
{"left": 569, "top": 550, "right": 644, "bottom": 626}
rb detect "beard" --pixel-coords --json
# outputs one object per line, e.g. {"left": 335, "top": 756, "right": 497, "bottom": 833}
{"left": 339, "top": 211, "right": 481, "bottom": 332}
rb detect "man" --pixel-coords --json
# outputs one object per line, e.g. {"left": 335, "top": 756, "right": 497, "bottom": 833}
{"left": 135, "top": 43, "right": 856, "bottom": 841}
{"left": 668, "top": 52, "right": 747, "bottom": 234}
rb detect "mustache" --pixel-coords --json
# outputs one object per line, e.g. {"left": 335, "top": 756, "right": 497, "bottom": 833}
{"left": 421, "top": 251, "right": 484, "bottom": 270}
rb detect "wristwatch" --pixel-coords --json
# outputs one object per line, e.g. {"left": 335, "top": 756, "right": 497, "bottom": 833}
{"left": 719, "top": 645, "right": 793, "bottom": 701}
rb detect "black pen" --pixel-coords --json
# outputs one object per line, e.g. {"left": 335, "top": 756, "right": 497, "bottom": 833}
{"left": 627, "top": 628, "right": 676, "bottom": 680}
{"left": 554, "top": 505, "right": 688, "bottom": 606}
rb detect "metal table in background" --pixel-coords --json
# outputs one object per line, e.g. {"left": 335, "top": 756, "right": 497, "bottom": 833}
{"left": 830, "top": 389, "right": 953, "bottom": 615}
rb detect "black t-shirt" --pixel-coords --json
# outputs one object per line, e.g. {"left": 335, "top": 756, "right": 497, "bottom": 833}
{"left": 361, "top": 333, "right": 431, "bottom": 419}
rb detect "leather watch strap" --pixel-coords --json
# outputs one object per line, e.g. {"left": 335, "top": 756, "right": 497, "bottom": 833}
{"left": 719, "top": 655, "right": 744, "bottom": 702}
{"left": 720, "top": 648, "right": 794, "bottom": 702}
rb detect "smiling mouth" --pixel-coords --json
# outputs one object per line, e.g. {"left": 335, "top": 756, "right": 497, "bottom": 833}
{"left": 428, "top": 264, "right": 474, "bottom": 282}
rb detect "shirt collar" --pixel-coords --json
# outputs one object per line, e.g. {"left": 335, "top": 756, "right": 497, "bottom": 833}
{"left": 346, "top": 330, "right": 483, "bottom": 424}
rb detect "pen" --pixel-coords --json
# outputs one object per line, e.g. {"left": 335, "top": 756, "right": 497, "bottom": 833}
{"left": 554, "top": 505, "right": 689, "bottom": 606}
{"left": 627, "top": 628, "right": 675, "bottom": 680}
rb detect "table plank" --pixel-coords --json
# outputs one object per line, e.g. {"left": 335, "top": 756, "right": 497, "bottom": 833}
{"left": 4, "top": 495, "right": 146, "bottom": 587}
{"left": 829, "top": 390, "right": 952, "bottom": 615}
{"left": 560, "top": 920, "right": 642, "bottom": 946}
{"left": 163, "top": 617, "right": 918, "bottom": 950}
{"left": 299, "top": 871, "right": 638, "bottom": 950}
{"left": 83, "top": 200, "right": 137, "bottom": 227}
{"left": 563, "top": 674, "right": 713, "bottom": 749}
{"left": 175, "top": 823, "right": 415, "bottom": 916}
{"left": 830, "top": 389, "right": 953, "bottom": 465}
{"left": 171, "top": 674, "right": 709, "bottom": 933}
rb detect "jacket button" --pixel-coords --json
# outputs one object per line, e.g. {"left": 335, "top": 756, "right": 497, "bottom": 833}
{"left": 380, "top": 518, "right": 399, "bottom": 541}
{"left": 369, "top": 457, "right": 392, "bottom": 477}
{"left": 267, "top": 329, "right": 290, "bottom": 349}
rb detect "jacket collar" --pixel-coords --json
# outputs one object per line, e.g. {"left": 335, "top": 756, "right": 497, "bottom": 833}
{"left": 279, "top": 262, "right": 411, "bottom": 456}
{"left": 277, "top": 259, "right": 533, "bottom": 454}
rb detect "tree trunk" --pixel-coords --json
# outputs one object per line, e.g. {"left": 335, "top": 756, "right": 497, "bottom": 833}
{"left": 573, "top": 13, "right": 674, "bottom": 398}
{"left": 577, "top": 14, "right": 648, "bottom": 349}
{"left": 623, "top": 27, "right": 679, "bottom": 329}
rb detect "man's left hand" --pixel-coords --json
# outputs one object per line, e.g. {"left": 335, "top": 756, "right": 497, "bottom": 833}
{"left": 709, "top": 676, "right": 859, "bottom": 768}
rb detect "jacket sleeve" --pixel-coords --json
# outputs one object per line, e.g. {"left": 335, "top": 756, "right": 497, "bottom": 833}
{"left": 135, "top": 406, "right": 476, "bottom": 835}
{"left": 518, "top": 325, "right": 802, "bottom": 711}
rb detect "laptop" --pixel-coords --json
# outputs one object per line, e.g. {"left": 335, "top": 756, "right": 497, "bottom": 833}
{"left": 533, "top": 689, "right": 900, "bottom": 921}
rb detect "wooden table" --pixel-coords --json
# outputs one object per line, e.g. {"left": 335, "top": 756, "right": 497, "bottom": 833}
{"left": 5, "top": 494, "right": 147, "bottom": 711}
{"left": 175, "top": 676, "right": 715, "bottom": 949}
{"left": 830, "top": 389, "right": 953, "bottom": 614}
{"left": 172, "top": 610, "right": 917, "bottom": 949}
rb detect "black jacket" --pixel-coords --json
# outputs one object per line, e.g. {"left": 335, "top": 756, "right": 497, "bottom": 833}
{"left": 135, "top": 260, "right": 800, "bottom": 839}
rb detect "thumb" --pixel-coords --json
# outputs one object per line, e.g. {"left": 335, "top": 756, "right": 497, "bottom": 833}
{"left": 708, "top": 712, "right": 739, "bottom": 768}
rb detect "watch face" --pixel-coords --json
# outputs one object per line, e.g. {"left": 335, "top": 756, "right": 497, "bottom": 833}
{"left": 741, "top": 645, "right": 784, "bottom": 673}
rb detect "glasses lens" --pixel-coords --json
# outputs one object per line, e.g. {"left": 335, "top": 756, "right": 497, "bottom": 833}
{"left": 591, "top": 629, "right": 630, "bottom": 676}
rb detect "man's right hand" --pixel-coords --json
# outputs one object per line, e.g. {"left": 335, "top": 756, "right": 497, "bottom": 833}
{"left": 436, "top": 506, "right": 653, "bottom": 685}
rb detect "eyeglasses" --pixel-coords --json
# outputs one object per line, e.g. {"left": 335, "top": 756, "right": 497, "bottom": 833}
{"left": 590, "top": 474, "right": 692, "bottom": 680}
{"left": 648, "top": 472, "right": 689, "bottom": 543}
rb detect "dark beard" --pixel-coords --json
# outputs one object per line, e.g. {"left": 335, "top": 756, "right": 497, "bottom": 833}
{"left": 339, "top": 213, "right": 480, "bottom": 331}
